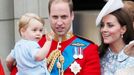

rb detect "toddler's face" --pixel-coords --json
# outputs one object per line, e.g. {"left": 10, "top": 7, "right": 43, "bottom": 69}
{"left": 22, "top": 19, "right": 44, "bottom": 42}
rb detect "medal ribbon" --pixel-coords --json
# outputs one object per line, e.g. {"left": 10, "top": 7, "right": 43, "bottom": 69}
{"left": 51, "top": 38, "right": 91, "bottom": 75}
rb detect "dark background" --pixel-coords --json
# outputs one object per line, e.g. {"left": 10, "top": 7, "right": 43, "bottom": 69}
{"left": 73, "top": 0, "right": 106, "bottom": 11}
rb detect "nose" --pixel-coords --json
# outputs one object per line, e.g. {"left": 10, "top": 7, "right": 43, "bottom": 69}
{"left": 36, "top": 31, "right": 42, "bottom": 36}
{"left": 57, "top": 18, "right": 63, "bottom": 26}
{"left": 101, "top": 25, "right": 108, "bottom": 33}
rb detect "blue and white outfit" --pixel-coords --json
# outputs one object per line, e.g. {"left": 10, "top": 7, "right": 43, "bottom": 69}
{"left": 9, "top": 39, "right": 49, "bottom": 75}
{"left": 101, "top": 47, "right": 134, "bottom": 75}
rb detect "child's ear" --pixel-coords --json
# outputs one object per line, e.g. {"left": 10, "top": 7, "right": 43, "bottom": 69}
{"left": 20, "top": 28, "right": 26, "bottom": 35}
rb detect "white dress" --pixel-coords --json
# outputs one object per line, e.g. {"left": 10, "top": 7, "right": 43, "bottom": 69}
{"left": 101, "top": 47, "right": 134, "bottom": 75}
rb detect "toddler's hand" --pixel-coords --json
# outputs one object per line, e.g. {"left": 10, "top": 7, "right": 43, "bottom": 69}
{"left": 46, "top": 31, "right": 54, "bottom": 42}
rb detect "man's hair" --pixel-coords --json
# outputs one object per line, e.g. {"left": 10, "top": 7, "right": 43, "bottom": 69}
{"left": 48, "top": 0, "right": 73, "bottom": 13}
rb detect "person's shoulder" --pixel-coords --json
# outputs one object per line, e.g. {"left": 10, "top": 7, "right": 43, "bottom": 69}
{"left": 75, "top": 35, "right": 95, "bottom": 44}
{"left": 16, "top": 39, "right": 38, "bottom": 47}
{"left": 75, "top": 35, "right": 99, "bottom": 53}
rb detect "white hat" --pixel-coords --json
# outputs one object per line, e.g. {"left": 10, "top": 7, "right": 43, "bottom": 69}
{"left": 96, "top": 0, "right": 124, "bottom": 26}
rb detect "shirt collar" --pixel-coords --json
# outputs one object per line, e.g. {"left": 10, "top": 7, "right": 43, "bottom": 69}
{"left": 108, "top": 47, "right": 129, "bottom": 62}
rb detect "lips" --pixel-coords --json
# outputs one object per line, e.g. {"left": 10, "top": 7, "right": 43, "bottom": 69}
{"left": 35, "top": 37, "right": 41, "bottom": 40}
{"left": 103, "top": 35, "right": 110, "bottom": 37}
{"left": 102, "top": 33, "right": 110, "bottom": 39}
{"left": 56, "top": 27, "right": 64, "bottom": 32}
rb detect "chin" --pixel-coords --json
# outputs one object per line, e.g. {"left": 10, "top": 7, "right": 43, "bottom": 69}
{"left": 104, "top": 41, "right": 111, "bottom": 44}
{"left": 35, "top": 39, "right": 40, "bottom": 42}
{"left": 56, "top": 32, "right": 65, "bottom": 36}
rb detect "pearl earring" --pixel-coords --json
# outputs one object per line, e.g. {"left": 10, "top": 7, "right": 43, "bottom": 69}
{"left": 121, "top": 34, "right": 123, "bottom": 38}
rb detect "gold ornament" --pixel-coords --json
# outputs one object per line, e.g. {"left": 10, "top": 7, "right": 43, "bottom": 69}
{"left": 57, "top": 61, "right": 61, "bottom": 68}
{"left": 47, "top": 37, "right": 64, "bottom": 75}
{"left": 47, "top": 49, "right": 64, "bottom": 75}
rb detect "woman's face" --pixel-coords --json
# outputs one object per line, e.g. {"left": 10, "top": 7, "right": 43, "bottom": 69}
{"left": 100, "top": 14, "right": 126, "bottom": 44}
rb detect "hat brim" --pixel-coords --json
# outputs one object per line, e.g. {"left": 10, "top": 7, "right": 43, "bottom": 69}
{"left": 96, "top": 0, "right": 124, "bottom": 27}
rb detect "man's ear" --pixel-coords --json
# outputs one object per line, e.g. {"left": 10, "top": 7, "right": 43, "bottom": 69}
{"left": 71, "top": 11, "right": 74, "bottom": 21}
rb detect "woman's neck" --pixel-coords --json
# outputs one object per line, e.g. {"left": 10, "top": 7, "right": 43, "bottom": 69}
{"left": 109, "top": 40, "right": 126, "bottom": 54}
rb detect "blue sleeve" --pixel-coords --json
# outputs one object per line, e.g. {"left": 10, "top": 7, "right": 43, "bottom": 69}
{"left": 9, "top": 49, "right": 16, "bottom": 59}
{"left": 27, "top": 41, "right": 40, "bottom": 60}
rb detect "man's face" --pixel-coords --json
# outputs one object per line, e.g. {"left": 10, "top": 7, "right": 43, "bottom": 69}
{"left": 49, "top": 1, "right": 74, "bottom": 36}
